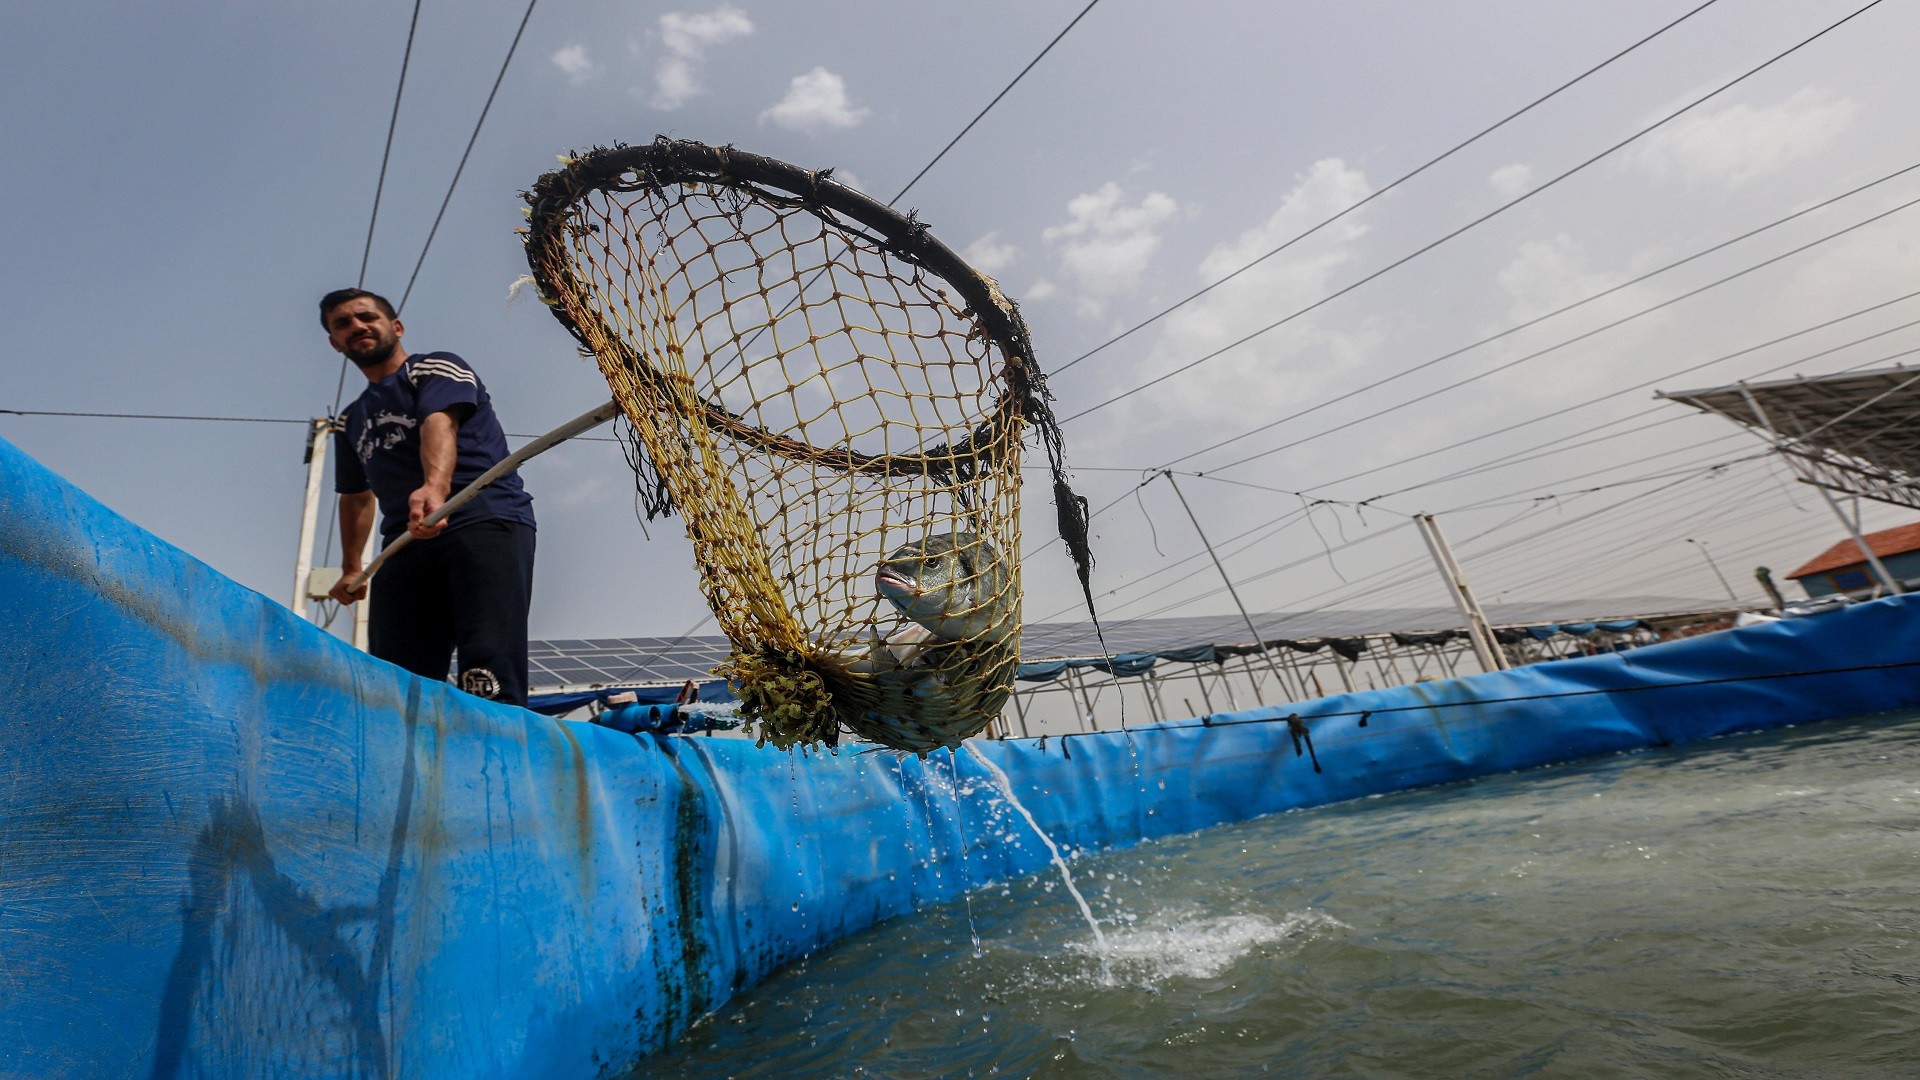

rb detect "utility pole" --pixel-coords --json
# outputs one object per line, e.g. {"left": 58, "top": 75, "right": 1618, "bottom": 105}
{"left": 1414, "top": 513, "right": 1507, "bottom": 672}
{"left": 291, "top": 417, "right": 334, "bottom": 612}
{"left": 353, "top": 527, "right": 375, "bottom": 651}
{"left": 1162, "top": 472, "right": 1296, "bottom": 695}
{"left": 1685, "top": 538, "right": 1741, "bottom": 605}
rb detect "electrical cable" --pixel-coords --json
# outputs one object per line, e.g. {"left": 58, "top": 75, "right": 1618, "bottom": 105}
{"left": 1359, "top": 325, "right": 1920, "bottom": 503}
{"left": 1206, "top": 190, "right": 1920, "bottom": 474}
{"left": 1058, "top": 0, "right": 1889, "bottom": 423}
{"left": 332, "top": 0, "right": 426, "bottom": 418}
{"left": 397, "top": 0, "right": 538, "bottom": 313}
{"left": 1048, "top": 0, "right": 1724, "bottom": 378}
{"left": 1159, "top": 159, "right": 1920, "bottom": 470}
{"left": 1322, "top": 294, "right": 1920, "bottom": 497}
{"left": 0, "top": 409, "right": 304, "bottom": 425}
{"left": 889, "top": 0, "right": 1102, "bottom": 205}
{"left": 1027, "top": 270, "right": 1920, "bottom": 566}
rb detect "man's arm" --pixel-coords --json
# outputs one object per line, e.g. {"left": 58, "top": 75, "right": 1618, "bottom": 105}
{"left": 407, "top": 409, "right": 459, "bottom": 539}
{"left": 328, "top": 490, "right": 378, "bottom": 604}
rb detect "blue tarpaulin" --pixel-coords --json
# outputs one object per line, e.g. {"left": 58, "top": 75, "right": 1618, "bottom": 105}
{"left": 1015, "top": 651, "right": 1160, "bottom": 681}
{"left": 5, "top": 431, "right": 1920, "bottom": 1076}
{"left": 1525, "top": 619, "right": 1644, "bottom": 640}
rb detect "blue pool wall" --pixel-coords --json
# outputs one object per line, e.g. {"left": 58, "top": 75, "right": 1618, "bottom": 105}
{"left": 5, "top": 430, "right": 1920, "bottom": 1078}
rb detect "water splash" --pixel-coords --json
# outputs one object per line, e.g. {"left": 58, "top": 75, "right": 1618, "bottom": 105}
{"left": 1063, "top": 909, "right": 1346, "bottom": 987}
{"left": 964, "top": 742, "right": 1111, "bottom": 979}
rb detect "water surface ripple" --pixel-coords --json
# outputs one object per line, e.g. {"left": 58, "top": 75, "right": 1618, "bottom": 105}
{"left": 642, "top": 712, "right": 1920, "bottom": 1077}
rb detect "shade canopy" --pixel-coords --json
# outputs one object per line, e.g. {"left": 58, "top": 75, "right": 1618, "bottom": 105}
{"left": 528, "top": 596, "right": 1729, "bottom": 692}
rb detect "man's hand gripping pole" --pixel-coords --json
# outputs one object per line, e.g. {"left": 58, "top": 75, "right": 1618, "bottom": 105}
{"left": 340, "top": 399, "right": 619, "bottom": 596}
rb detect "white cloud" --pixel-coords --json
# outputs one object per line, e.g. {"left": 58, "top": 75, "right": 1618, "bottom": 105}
{"left": 963, "top": 231, "right": 1019, "bottom": 276}
{"left": 1629, "top": 88, "right": 1856, "bottom": 186}
{"left": 1094, "top": 159, "right": 1376, "bottom": 438}
{"left": 1490, "top": 163, "right": 1534, "bottom": 199}
{"left": 551, "top": 44, "right": 598, "bottom": 85}
{"left": 759, "top": 67, "right": 870, "bottom": 134}
{"left": 550, "top": 476, "right": 609, "bottom": 510}
{"left": 1024, "top": 279, "right": 1058, "bottom": 302}
{"left": 1782, "top": 211, "right": 1920, "bottom": 319}
{"left": 648, "top": 6, "right": 753, "bottom": 110}
{"left": 1496, "top": 232, "right": 1619, "bottom": 324}
{"left": 1041, "top": 183, "right": 1179, "bottom": 316}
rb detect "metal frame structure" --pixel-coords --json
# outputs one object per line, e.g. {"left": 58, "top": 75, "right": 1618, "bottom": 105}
{"left": 1659, "top": 364, "right": 1920, "bottom": 510}
{"left": 525, "top": 600, "right": 1736, "bottom": 736}
{"left": 1661, "top": 364, "right": 1920, "bottom": 594}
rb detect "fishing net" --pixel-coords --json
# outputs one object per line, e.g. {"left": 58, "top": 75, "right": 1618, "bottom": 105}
{"left": 523, "top": 139, "right": 1091, "bottom": 753}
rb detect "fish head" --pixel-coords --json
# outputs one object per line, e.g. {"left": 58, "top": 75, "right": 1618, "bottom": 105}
{"left": 876, "top": 531, "right": 1011, "bottom": 642}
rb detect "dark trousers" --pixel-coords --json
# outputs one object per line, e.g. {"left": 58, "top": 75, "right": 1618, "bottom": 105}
{"left": 368, "top": 520, "right": 535, "bottom": 706}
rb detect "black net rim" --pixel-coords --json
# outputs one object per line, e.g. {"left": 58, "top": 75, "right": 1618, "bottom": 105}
{"left": 522, "top": 137, "right": 1047, "bottom": 478}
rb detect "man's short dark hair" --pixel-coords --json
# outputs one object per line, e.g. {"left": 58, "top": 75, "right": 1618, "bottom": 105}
{"left": 319, "top": 288, "right": 397, "bottom": 327}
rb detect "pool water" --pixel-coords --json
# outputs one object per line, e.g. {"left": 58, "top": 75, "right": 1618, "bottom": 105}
{"left": 642, "top": 711, "right": 1920, "bottom": 1077}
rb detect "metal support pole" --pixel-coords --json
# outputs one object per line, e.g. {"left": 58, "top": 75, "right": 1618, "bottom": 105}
{"left": 1685, "top": 538, "right": 1741, "bottom": 605}
{"left": 291, "top": 418, "right": 332, "bottom": 613}
{"left": 352, "top": 526, "right": 375, "bottom": 651}
{"left": 1329, "top": 651, "right": 1358, "bottom": 693}
{"left": 1163, "top": 472, "right": 1294, "bottom": 689}
{"left": 1413, "top": 513, "right": 1507, "bottom": 671}
{"left": 1277, "top": 648, "right": 1309, "bottom": 701}
{"left": 1143, "top": 671, "right": 1166, "bottom": 724}
{"left": 1193, "top": 664, "right": 1217, "bottom": 714}
{"left": 1237, "top": 654, "right": 1269, "bottom": 707}
{"left": 1736, "top": 383, "right": 1902, "bottom": 595}
{"left": 1065, "top": 666, "right": 1098, "bottom": 732}
{"left": 1810, "top": 483, "right": 1904, "bottom": 595}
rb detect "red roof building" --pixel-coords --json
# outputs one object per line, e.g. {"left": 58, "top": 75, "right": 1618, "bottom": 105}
{"left": 1786, "top": 520, "right": 1920, "bottom": 597}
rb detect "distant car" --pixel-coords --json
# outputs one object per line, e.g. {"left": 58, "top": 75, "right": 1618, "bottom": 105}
{"left": 1781, "top": 595, "right": 1854, "bottom": 618}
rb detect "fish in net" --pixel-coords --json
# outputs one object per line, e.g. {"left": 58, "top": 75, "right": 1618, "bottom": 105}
{"left": 521, "top": 139, "right": 1093, "bottom": 753}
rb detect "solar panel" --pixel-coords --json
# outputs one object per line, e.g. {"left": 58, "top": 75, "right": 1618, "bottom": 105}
{"left": 1661, "top": 364, "right": 1920, "bottom": 509}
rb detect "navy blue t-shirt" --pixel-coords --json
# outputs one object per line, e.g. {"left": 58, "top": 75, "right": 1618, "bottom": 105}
{"left": 334, "top": 351, "right": 536, "bottom": 543}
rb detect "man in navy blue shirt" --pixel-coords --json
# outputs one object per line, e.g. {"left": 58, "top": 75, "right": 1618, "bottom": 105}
{"left": 321, "top": 288, "right": 538, "bottom": 706}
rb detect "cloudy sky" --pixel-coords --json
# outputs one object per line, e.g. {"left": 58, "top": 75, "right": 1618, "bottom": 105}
{"left": 6, "top": 0, "right": 1920, "bottom": 643}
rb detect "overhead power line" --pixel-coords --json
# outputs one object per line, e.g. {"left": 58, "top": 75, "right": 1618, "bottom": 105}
{"left": 398, "top": 0, "right": 539, "bottom": 313}
{"left": 1059, "top": 0, "right": 1890, "bottom": 425}
{"left": 1047, "top": 0, "right": 1723, "bottom": 378}
{"left": 334, "top": 0, "right": 427, "bottom": 416}
{"left": 1027, "top": 288, "right": 1920, "bottom": 563}
{"left": 890, "top": 0, "right": 1102, "bottom": 205}
{"left": 0, "top": 408, "right": 626, "bottom": 448}
{"left": 0, "top": 409, "right": 305, "bottom": 426}
{"left": 1210, "top": 191, "right": 1920, "bottom": 474}
{"left": 359, "top": 0, "right": 424, "bottom": 289}
{"left": 1164, "top": 159, "right": 1920, "bottom": 471}
{"left": 1330, "top": 296, "right": 1920, "bottom": 498}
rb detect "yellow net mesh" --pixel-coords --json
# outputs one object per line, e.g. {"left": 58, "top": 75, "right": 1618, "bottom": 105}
{"left": 524, "top": 140, "right": 1080, "bottom": 753}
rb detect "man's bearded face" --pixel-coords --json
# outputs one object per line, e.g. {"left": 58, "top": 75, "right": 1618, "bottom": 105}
{"left": 325, "top": 297, "right": 403, "bottom": 368}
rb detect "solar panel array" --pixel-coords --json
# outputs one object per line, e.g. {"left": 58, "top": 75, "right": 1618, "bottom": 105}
{"left": 1661, "top": 363, "right": 1920, "bottom": 509}
{"left": 527, "top": 635, "right": 736, "bottom": 691}
{"left": 528, "top": 595, "right": 1727, "bottom": 692}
